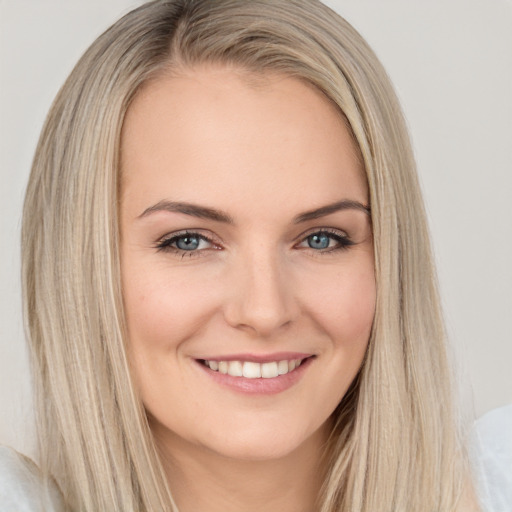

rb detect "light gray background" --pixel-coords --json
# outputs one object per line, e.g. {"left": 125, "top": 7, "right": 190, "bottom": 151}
{"left": 1, "top": 0, "right": 511, "bottom": 457}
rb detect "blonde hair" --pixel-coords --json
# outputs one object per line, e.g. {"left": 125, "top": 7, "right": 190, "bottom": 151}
{"left": 22, "top": 1, "right": 468, "bottom": 510}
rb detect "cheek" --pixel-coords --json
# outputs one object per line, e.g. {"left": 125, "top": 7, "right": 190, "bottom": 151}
{"left": 123, "top": 264, "right": 220, "bottom": 351}
{"left": 300, "top": 261, "right": 375, "bottom": 412}
{"left": 299, "top": 259, "right": 376, "bottom": 346}
{"left": 122, "top": 266, "right": 220, "bottom": 418}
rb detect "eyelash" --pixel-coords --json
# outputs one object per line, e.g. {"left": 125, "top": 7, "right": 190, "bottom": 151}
{"left": 154, "top": 228, "right": 354, "bottom": 257}
{"left": 155, "top": 230, "right": 219, "bottom": 258}
{"left": 297, "top": 229, "right": 355, "bottom": 253}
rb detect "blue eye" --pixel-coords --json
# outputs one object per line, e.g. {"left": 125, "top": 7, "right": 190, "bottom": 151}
{"left": 175, "top": 234, "right": 201, "bottom": 251}
{"left": 298, "top": 230, "right": 353, "bottom": 252}
{"left": 156, "top": 231, "right": 215, "bottom": 254}
{"left": 307, "top": 233, "right": 331, "bottom": 250}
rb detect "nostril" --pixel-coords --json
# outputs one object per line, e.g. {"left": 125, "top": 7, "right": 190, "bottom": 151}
{"left": 221, "top": 257, "right": 299, "bottom": 335}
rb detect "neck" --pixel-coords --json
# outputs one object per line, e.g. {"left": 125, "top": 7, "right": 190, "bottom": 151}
{"left": 154, "top": 423, "right": 330, "bottom": 512}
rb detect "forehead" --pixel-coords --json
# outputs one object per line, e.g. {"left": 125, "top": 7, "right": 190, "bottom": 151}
{"left": 120, "top": 66, "right": 367, "bottom": 220}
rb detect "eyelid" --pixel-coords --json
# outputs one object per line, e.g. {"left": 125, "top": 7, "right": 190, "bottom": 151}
{"left": 154, "top": 227, "right": 354, "bottom": 256}
{"left": 294, "top": 227, "right": 354, "bottom": 252}
{"left": 154, "top": 229, "right": 222, "bottom": 254}
{"left": 294, "top": 226, "right": 350, "bottom": 242}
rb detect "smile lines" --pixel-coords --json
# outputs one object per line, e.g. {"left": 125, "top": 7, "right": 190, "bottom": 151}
{"left": 201, "top": 358, "right": 306, "bottom": 379}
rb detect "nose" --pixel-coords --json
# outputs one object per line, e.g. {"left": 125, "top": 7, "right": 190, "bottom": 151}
{"left": 223, "top": 249, "right": 298, "bottom": 337}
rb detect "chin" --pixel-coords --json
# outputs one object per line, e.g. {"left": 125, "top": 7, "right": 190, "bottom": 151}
{"left": 196, "top": 418, "right": 330, "bottom": 463}
{"left": 208, "top": 437, "right": 299, "bottom": 462}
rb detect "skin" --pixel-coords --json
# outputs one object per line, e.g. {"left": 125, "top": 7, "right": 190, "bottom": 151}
{"left": 120, "top": 65, "right": 376, "bottom": 512}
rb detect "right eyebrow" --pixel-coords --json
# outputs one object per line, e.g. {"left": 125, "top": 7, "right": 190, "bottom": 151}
{"left": 138, "top": 200, "right": 234, "bottom": 224}
{"left": 293, "top": 199, "right": 370, "bottom": 223}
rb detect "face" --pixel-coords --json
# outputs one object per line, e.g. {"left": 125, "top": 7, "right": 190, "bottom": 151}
{"left": 120, "top": 66, "right": 375, "bottom": 462}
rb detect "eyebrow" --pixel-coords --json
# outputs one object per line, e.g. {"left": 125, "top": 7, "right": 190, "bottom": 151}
{"left": 293, "top": 200, "right": 370, "bottom": 223}
{"left": 138, "top": 199, "right": 370, "bottom": 224}
{"left": 138, "top": 200, "right": 234, "bottom": 223}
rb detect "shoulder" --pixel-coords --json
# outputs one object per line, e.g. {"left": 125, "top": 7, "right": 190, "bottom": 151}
{"left": 0, "top": 445, "right": 65, "bottom": 512}
{"left": 472, "top": 404, "right": 512, "bottom": 512}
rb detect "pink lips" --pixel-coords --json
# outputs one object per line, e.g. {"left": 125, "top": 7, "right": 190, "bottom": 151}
{"left": 194, "top": 353, "right": 314, "bottom": 395}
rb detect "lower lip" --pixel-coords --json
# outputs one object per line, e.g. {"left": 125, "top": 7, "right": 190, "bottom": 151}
{"left": 195, "top": 357, "right": 314, "bottom": 395}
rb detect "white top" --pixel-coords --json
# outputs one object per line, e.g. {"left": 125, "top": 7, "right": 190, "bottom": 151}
{"left": 0, "top": 446, "right": 64, "bottom": 511}
{"left": 472, "top": 405, "right": 512, "bottom": 512}
{"left": 1, "top": 407, "right": 511, "bottom": 512}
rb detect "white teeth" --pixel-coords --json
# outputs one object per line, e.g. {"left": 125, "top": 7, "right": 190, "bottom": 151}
{"left": 261, "top": 362, "right": 278, "bottom": 378}
{"left": 243, "top": 361, "right": 262, "bottom": 379}
{"left": 204, "top": 358, "right": 306, "bottom": 378}
{"left": 228, "top": 360, "right": 243, "bottom": 377}
{"left": 278, "top": 360, "right": 289, "bottom": 375}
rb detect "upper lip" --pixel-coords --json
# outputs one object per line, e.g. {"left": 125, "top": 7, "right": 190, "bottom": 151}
{"left": 196, "top": 352, "right": 314, "bottom": 363}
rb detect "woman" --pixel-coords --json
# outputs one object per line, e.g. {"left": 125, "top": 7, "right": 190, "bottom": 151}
{"left": 10, "top": 0, "right": 476, "bottom": 510}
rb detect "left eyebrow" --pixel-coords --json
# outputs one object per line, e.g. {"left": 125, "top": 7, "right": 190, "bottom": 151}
{"left": 138, "top": 200, "right": 234, "bottom": 223}
{"left": 293, "top": 200, "right": 370, "bottom": 223}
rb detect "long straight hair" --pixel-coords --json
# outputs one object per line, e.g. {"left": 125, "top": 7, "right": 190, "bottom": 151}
{"left": 22, "top": 1, "right": 468, "bottom": 510}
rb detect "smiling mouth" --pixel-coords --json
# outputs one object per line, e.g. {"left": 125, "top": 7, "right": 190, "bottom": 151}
{"left": 199, "top": 358, "right": 310, "bottom": 379}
